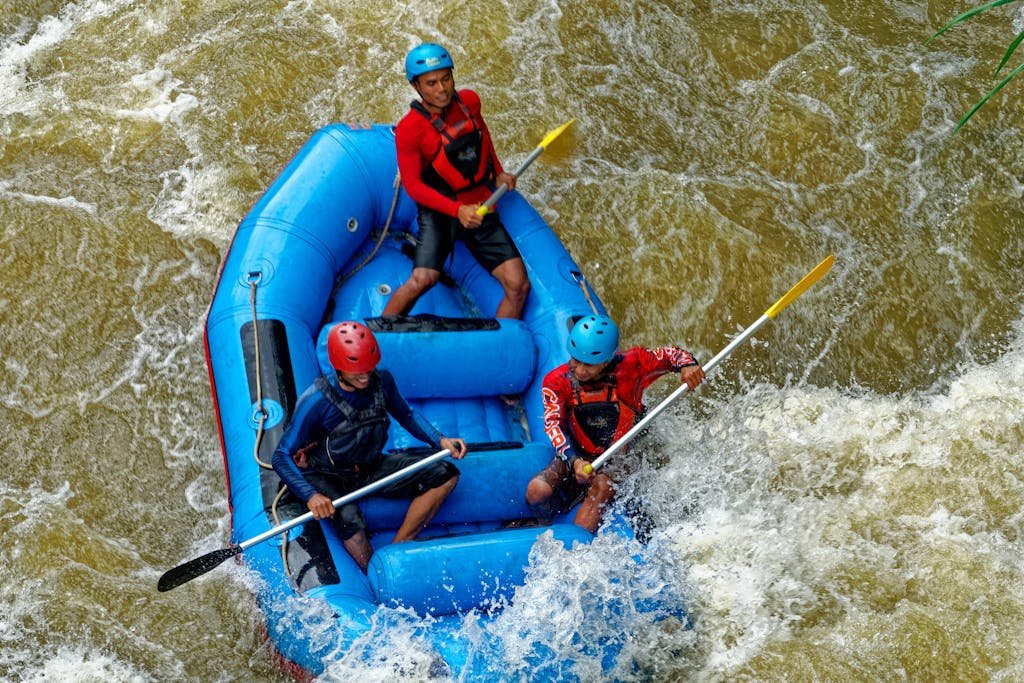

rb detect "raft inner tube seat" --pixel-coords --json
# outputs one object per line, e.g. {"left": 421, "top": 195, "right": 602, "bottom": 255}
{"left": 368, "top": 524, "right": 593, "bottom": 616}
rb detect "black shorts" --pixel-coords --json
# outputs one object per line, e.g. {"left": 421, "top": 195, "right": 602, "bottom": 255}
{"left": 415, "top": 205, "right": 521, "bottom": 273}
{"left": 533, "top": 457, "right": 589, "bottom": 514}
{"left": 533, "top": 456, "right": 623, "bottom": 513}
{"left": 300, "top": 453, "right": 459, "bottom": 540}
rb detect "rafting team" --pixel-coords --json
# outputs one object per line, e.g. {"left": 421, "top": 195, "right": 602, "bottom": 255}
{"left": 270, "top": 43, "right": 706, "bottom": 573}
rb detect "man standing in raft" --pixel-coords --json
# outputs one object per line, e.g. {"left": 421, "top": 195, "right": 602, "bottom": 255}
{"left": 272, "top": 321, "right": 467, "bottom": 572}
{"left": 526, "top": 315, "right": 705, "bottom": 532}
{"left": 382, "top": 42, "right": 531, "bottom": 319}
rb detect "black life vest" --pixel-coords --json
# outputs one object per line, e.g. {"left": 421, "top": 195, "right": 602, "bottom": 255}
{"left": 566, "top": 360, "right": 643, "bottom": 457}
{"left": 411, "top": 93, "right": 492, "bottom": 196}
{"left": 305, "top": 373, "right": 390, "bottom": 471}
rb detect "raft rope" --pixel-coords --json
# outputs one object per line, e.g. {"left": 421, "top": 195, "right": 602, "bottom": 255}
{"left": 573, "top": 271, "right": 600, "bottom": 315}
{"left": 243, "top": 272, "right": 299, "bottom": 581}
{"left": 247, "top": 273, "right": 273, "bottom": 471}
{"left": 323, "top": 171, "right": 403, "bottom": 324}
{"left": 270, "top": 486, "right": 295, "bottom": 582}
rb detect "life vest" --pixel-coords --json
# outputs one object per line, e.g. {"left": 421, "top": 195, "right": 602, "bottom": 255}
{"left": 303, "top": 373, "right": 390, "bottom": 471}
{"left": 411, "top": 93, "right": 492, "bottom": 196}
{"left": 565, "top": 361, "right": 642, "bottom": 457}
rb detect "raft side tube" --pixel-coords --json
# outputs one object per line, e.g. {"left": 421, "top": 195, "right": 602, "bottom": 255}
{"left": 207, "top": 125, "right": 403, "bottom": 541}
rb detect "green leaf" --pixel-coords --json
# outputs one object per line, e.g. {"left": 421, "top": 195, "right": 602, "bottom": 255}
{"left": 995, "top": 29, "right": 1024, "bottom": 74}
{"left": 954, "top": 59, "right": 1024, "bottom": 131}
{"left": 928, "top": 0, "right": 1019, "bottom": 42}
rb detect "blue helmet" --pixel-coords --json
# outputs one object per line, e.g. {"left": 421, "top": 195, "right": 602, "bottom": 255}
{"left": 405, "top": 43, "right": 454, "bottom": 83}
{"left": 567, "top": 315, "right": 619, "bottom": 364}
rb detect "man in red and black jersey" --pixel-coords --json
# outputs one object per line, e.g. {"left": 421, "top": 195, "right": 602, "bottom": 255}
{"left": 526, "top": 315, "right": 705, "bottom": 532}
{"left": 383, "top": 43, "right": 531, "bottom": 319}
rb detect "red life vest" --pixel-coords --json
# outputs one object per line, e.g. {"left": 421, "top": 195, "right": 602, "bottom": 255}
{"left": 566, "top": 364, "right": 643, "bottom": 457}
{"left": 411, "top": 93, "right": 492, "bottom": 196}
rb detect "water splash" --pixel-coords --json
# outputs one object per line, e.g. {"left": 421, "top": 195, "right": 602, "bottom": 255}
{"left": 654, "top": 319, "right": 1024, "bottom": 679}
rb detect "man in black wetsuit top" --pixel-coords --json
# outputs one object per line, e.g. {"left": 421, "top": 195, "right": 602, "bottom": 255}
{"left": 272, "top": 321, "right": 467, "bottom": 571}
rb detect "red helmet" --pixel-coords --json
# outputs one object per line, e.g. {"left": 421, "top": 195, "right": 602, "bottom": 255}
{"left": 327, "top": 321, "right": 380, "bottom": 373}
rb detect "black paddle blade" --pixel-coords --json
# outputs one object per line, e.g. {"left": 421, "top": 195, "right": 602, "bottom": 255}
{"left": 158, "top": 545, "right": 243, "bottom": 592}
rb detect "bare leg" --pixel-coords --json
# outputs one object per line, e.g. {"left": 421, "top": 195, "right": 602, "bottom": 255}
{"left": 382, "top": 267, "right": 441, "bottom": 317}
{"left": 491, "top": 258, "right": 530, "bottom": 319}
{"left": 573, "top": 474, "right": 614, "bottom": 533}
{"left": 525, "top": 475, "right": 556, "bottom": 524}
{"left": 392, "top": 475, "right": 458, "bottom": 542}
{"left": 342, "top": 530, "right": 374, "bottom": 572}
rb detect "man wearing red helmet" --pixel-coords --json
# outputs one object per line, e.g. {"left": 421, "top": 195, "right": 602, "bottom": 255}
{"left": 382, "top": 42, "right": 531, "bottom": 320}
{"left": 525, "top": 315, "right": 704, "bottom": 533}
{"left": 272, "top": 321, "right": 467, "bottom": 572}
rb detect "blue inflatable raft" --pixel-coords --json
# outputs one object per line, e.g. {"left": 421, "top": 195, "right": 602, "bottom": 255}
{"left": 203, "top": 123, "right": 672, "bottom": 678}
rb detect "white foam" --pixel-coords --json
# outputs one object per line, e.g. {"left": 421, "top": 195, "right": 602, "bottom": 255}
{"left": 0, "top": 2, "right": 127, "bottom": 117}
{"left": 659, "top": 320, "right": 1024, "bottom": 676}
{"left": 98, "top": 67, "right": 200, "bottom": 125}
{"left": 486, "top": 531, "right": 693, "bottom": 679}
{"left": 18, "top": 646, "right": 152, "bottom": 683}
{"left": 0, "top": 180, "right": 97, "bottom": 214}
{"left": 312, "top": 604, "right": 438, "bottom": 682}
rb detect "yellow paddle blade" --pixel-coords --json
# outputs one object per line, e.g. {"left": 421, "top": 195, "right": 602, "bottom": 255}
{"left": 538, "top": 118, "right": 575, "bottom": 150}
{"left": 765, "top": 254, "right": 835, "bottom": 319}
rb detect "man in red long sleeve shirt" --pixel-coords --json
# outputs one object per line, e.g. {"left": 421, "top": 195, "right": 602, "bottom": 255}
{"left": 383, "top": 43, "right": 531, "bottom": 319}
{"left": 526, "top": 315, "right": 705, "bottom": 532}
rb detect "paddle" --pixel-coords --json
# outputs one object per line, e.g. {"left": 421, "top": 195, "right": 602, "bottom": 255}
{"left": 157, "top": 447, "right": 453, "bottom": 591}
{"left": 584, "top": 255, "right": 835, "bottom": 474}
{"left": 475, "top": 118, "right": 575, "bottom": 216}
